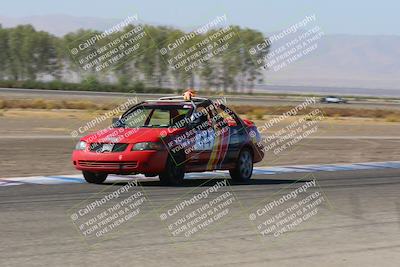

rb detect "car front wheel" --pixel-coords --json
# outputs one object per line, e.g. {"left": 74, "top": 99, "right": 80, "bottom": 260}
{"left": 159, "top": 153, "right": 185, "bottom": 186}
{"left": 82, "top": 171, "right": 108, "bottom": 184}
{"left": 230, "top": 148, "right": 253, "bottom": 182}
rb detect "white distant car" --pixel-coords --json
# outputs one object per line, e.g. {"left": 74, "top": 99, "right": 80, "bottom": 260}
{"left": 320, "top": 96, "right": 347, "bottom": 104}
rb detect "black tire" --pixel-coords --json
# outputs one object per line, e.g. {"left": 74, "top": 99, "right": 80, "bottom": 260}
{"left": 229, "top": 148, "right": 253, "bottom": 182}
{"left": 82, "top": 171, "right": 108, "bottom": 184}
{"left": 159, "top": 153, "right": 185, "bottom": 186}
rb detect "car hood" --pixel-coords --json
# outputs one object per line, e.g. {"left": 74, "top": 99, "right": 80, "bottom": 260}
{"left": 81, "top": 127, "right": 184, "bottom": 143}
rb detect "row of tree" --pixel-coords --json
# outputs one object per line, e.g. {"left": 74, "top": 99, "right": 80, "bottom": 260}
{"left": 0, "top": 24, "right": 269, "bottom": 93}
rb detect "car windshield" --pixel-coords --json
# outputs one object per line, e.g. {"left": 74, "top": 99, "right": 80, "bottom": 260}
{"left": 116, "top": 104, "right": 192, "bottom": 128}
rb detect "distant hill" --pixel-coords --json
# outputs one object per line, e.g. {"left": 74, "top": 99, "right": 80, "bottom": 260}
{"left": 1, "top": 14, "right": 399, "bottom": 91}
{"left": 264, "top": 34, "right": 400, "bottom": 90}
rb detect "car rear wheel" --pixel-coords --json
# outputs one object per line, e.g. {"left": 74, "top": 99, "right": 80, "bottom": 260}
{"left": 82, "top": 171, "right": 108, "bottom": 184}
{"left": 159, "top": 153, "right": 185, "bottom": 186}
{"left": 230, "top": 148, "right": 253, "bottom": 182}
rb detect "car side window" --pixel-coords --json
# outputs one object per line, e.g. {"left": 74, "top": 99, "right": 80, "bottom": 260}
{"left": 214, "top": 105, "right": 239, "bottom": 127}
{"left": 171, "top": 109, "right": 190, "bottom": 127}
{"left": 193, "top": 106, "right": 213, "bottom": 127}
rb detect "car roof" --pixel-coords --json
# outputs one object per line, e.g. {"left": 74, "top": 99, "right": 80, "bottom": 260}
{"left": 144, "top": 96, "right": 211, "bottom": 106}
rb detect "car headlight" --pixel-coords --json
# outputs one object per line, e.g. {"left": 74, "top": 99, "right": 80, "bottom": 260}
{"left": 75, "top": 141, "right": 87, "bottom": 150}
{"left": 132, "top": 142, "right": 162, "bottom": 151}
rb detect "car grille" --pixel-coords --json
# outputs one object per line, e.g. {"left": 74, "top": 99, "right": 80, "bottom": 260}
{"left": 89, "top": 143, "right": 128, "bottom": 153}
{"left": 78, "top": 161, "right": 138, "bottom": 168}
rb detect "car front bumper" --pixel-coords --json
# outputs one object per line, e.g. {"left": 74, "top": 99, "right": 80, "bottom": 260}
{"left": 72, "top": 150, "right": 168, "bottom": 174}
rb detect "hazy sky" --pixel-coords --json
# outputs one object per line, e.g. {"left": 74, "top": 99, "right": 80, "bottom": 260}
{"left": 1, "top": 0, "right": 398, "bottom": 35}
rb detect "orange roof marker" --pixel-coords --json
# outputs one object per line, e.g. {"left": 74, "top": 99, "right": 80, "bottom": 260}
{"left": 183, "top": 89, "right": 196, "bottom": 101}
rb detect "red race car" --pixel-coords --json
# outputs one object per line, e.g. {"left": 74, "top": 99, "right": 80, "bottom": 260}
{"left": 72, "top": 94, "right": 264, "bottom": 185}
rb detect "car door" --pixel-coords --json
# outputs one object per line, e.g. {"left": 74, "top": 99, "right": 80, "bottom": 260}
{"left": 184, "top": 104, "right": 216, "bottom": 170}
{"left": 210, "top": 104, "right": 247, "bottom": 169}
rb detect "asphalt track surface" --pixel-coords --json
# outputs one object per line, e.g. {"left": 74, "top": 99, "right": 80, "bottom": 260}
{"left": 1, "top": 166, "right": 400, "bottom": 266}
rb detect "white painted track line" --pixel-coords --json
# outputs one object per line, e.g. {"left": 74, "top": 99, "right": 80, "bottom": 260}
{"left": 1, "top": 161, "right": 400, "bottom": 187}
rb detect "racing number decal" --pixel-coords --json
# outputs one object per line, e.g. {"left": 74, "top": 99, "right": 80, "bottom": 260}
{"left": 194, "top": 129, "right": 215, "bottom": 151}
